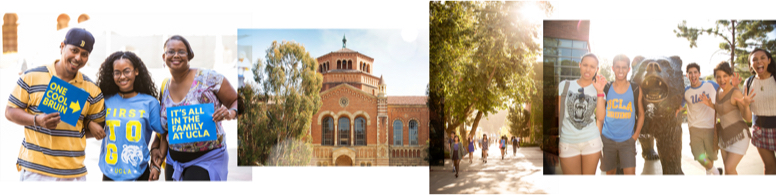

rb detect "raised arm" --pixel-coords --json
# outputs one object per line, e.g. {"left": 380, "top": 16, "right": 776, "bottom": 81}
{"left": 732, "top": 88, "right": 755, "bottom": 122}
{"left": 593, "top": 75, "right": 607, "bottom": 133}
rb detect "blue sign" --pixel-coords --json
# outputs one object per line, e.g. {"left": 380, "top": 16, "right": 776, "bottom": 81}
{"left": 167, "top": 103, "right": 217, "bottom": 144}
{"left": 37, "top": 76, "right": 90, "bottom": 127}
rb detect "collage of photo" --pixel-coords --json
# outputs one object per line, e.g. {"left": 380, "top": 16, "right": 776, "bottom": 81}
{"left": 1, "top": 1, "right": 775, "bottom": 194}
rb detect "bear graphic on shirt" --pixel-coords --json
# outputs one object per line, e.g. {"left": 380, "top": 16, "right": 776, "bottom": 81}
{"left": 121, "top": 144, "right": 144, "bottom": 167}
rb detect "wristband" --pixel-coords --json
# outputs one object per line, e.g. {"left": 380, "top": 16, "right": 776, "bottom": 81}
{"left": 150, "top": 164, "right": 161, "bottom": 172}
{"left": 597, "top": 93, "right": 605, "bottom": 97}
{"left": 33, "top": 114, "right": 40, "bottom": 130}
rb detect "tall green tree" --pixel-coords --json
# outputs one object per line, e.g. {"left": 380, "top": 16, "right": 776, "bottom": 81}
{"left": 675, "top": 20, "right": 776, "bottom": 78}
{"left": 238, "top": 40, "right": 323, "bottom": 166}
{"left": 430, "top": 1, "right": 552, "bottom": 144}
{"left": 507, "top": 104, "right": 531, "bottom": 139}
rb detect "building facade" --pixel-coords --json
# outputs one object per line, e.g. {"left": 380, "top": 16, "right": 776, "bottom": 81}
{"left": 310, "top": 36, "right": 429, "bottom": 166}
{"left": 542, "top": 20, "right": 591, "bottom": 157}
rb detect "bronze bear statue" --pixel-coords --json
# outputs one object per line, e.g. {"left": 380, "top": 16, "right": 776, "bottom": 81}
{"left": 630, "top": 56, "right": 685, "bottom": 175}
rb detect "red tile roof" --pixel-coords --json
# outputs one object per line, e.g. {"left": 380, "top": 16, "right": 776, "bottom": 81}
{"left": 387, "top": 96, "right": 427, "bottom": 105}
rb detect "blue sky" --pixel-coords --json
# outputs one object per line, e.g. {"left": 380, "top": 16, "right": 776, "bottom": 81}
{"left": 238, "top": 29, "right": 429, "bottom": 96}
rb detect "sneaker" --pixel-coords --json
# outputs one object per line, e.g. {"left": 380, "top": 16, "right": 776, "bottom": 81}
{"left": 706, "top": 167, "right": 720, "bottom": 175}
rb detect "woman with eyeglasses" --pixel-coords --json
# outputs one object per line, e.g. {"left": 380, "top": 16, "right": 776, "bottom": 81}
{"left": 90, "top": 51, "right": 165, "bottom": 181}
{"left": 150, "top": 35, "right": 239, "bottom": 181}
{"left": 557, "top": 53, "right": 606, "bottom": 175}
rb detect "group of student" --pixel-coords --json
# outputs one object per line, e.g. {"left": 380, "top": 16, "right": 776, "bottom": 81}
{"left": 448, "top": 132, "right": 521, "bottom": 178}
{"left": 558, "top": 50, "right": 776, "bottom": 175}
{"left": 5, "top": 28, "right": 239, "bottom": 181}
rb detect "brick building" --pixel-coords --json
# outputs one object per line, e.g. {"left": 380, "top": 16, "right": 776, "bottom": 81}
{"left": 310, "top": 36, "right": 429, "bottom": 166}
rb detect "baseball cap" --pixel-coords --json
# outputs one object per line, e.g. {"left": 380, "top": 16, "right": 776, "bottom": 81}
{"left": 63, "top": 28, "right": 95, "bottom": 53}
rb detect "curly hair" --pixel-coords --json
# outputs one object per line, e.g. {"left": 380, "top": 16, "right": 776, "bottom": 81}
{"left": 96, "top": 51, "right": 158, "bottom": 98}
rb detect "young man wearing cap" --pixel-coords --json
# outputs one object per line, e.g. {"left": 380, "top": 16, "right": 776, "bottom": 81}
{"left": 5, "top": 28, "right": 106, "bottom": 181}
{"left": 675, "top": 63, "right": 721, "bottom": 175}
{"left": 599, "top": 55, "right": 644, "bottom": 175}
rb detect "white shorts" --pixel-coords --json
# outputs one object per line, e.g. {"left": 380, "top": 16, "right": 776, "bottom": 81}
{"left": 559, "top": 137, "right": 603, "bottom": 158}
{"left": 722, "top": 136, "right": 751, "bottom": 155}
{"left": 19, "top": 169, "right": 86, "bottom": 181}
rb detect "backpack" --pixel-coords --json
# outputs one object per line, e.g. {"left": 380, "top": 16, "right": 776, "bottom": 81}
{"left": 744, "top": 75, "right": 776, "bottom": 95}
{"left": 602, "top": 81, "right": 641, "bottom": 134}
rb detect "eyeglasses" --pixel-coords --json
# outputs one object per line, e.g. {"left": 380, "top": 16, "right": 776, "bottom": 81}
{"left": 113, "top": 68, "right": 135, "bottom": 78}
{"left": 165, "top": 50, "right": 188, "bottom": 56}
{"left": 578, "top": 88, "right": 585, "bottom": 99}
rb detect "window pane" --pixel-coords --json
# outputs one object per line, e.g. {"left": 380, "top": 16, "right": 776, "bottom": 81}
{"left": 572, "top": 49, "right": 586, "bottom": 59}
{"left": 393, "top": 120, "right": 403, "bottom": 146}
{"left": 560, "top": 58, "right": 573, "bottom": 66}
{"left": 543, "top": 37, "right": 558, "bottom": 47}
{"left": 559, "top": 39, "right": 572, "bottom": 48}
{"left": 356, "top": 117, "right": 366, "bottom": 146}
{"left": 559, "top": 48, "right": 571, "bottom": 57}
{"left": 409, "top": 120, "right": 418, "bottom": 145}
{"left": 543, "top": 47, "right": 558, "bottom": 56}
{"left": 573, "top": 40, "right": 587, "bottom": 49}
{"left": 323, "top": 117, "right": 333, "bottom": 145}
{"left": 339, "top": 118, "right": 350, "bottom": 146}
{"left": 544, "top": 57, "right": 556, "bottom": 66}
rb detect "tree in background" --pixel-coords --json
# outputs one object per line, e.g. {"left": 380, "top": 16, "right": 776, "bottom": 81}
{"left": 430, "top": 1, "right": 552, "bottom": 149}
{"left": 675, "top": 20, "right": 776, "bottom": 80}
{"left": 598, "top": 57, "right": 615, "bottom": 82}
{"left": 238, "top": 40, "right": 323, "bottom": 166}
{"left": 507, "top": 104, "right": 531, "bottom": 141}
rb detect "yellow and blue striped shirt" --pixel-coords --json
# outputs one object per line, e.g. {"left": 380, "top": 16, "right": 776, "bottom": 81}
{"left": 7, "top": 61, "right": 105, "bottom": 178}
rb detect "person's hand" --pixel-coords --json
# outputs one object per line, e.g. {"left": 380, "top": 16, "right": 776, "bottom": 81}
{"left": 37, "top": 112, "right": 61, "bottom": 129}
{"left": 632, "top": 134, "right": 639, "bottom": 141}
{"left": 150, "top": 148, "right": 164, "bottom": 168}
{"left": 593, "top": 75, "right": 607, "bottom": 93}
{"left": 699, "top": 92, "right": 714, "bottom": 108}
{"left": 88, "top": 121, "right": 105, "bottom": 140}
{"left": 732, "top": 72, "right": 742, "bottom": 87}
{"left": 734, "top": 89, "right": 756, "bottom": 107}
{"left": 148, "top": 164, "right": 161, "bottom": 181}
{"left": 212, "top": 105, "right": 234, "bottom": 122}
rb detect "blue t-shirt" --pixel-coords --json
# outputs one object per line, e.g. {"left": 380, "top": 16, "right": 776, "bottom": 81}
{"left": 99, "top": 94, "right": 165, "bottom": 181}
{"left": 602, "top": 84, "right": 636, "bottom": 142}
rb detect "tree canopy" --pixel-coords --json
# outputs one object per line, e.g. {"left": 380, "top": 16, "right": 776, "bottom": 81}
{"left": 238, "top": 40, "right": 322, "bottom": 166}
{"left": 430, "top": 1, "right": 551, "bottom": 140}
{"left": 675, "top": 20, "right": 776, "bottom": 79}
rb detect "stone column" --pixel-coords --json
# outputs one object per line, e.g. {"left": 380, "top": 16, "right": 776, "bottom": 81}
{"left": 333, "top": 120, "right": 338, "bottom": 146}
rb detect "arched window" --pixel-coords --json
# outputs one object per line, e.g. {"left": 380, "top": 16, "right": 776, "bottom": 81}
{"left": 322, "top": 117, "right": 334, "bottom": 145}
{"left": 3, "top": 13, "right": 19, "bottom": 53}
{"left": 337, "top": 60, "right": 341, "bottom": 69}
{"left": 393, "top": 120, "right": 403, "bottom": 146}
{"left": 367, "top": 65, "right": 370, "bottom": 73}
{"left": 339, "top": 117, "right": 350, "bottom": 146}
{"left": 348, "top": 60, "right": 352, "bottom": 69}
{"left": 319, "top": 65, "right": 322, "bottom": 73}
{"left": 355, "top": 117, "right": 366, "bottom": 145}
{"left": 77, "top": 14, "right": 89, "bottom": 23}
{"left": 409, "top": 120, "right": 418, "bottom": 145}
{"left": 56, "top": 14, "right": 70, "bottom": 30}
